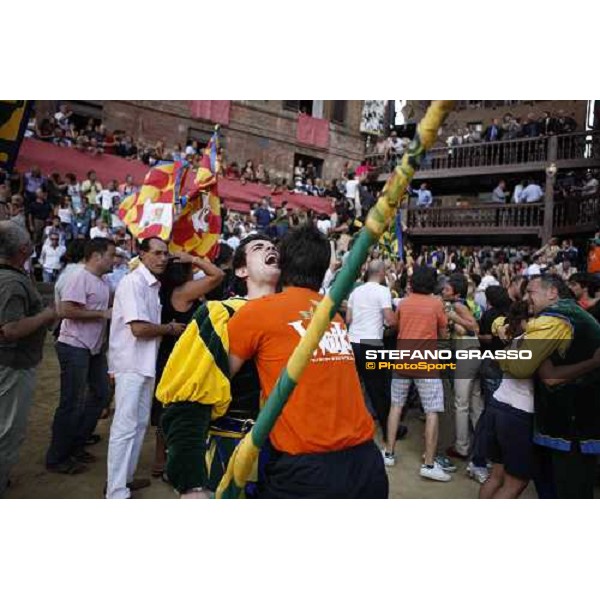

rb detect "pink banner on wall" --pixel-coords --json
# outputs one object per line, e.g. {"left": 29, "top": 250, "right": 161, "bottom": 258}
{"left": 188, "top": 101, "right": 231, "bottom": 125}
{"left": 15, "top": 139, "right": 332, "bottom": 214}
{"left": 296, "top": 113, "right": 330, "bottom": 149}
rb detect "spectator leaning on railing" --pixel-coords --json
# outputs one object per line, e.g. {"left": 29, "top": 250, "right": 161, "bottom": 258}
{"left": 518, "top": 180, "right": 544, "bottom": 203}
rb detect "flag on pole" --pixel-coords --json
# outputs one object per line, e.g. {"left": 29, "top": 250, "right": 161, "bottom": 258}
{"left": 170, "top": 128, "right": 222, "bottom": 259}
{"left": 0, "top": 101, "right": 32, "bottom": 171}
{"left": 117, "top": 161, "right": 183, "bottom": 241}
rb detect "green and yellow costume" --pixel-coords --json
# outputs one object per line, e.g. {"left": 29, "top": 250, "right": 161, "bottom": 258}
{"left": 157, "top": 298, "right": 260, "bottom": 493}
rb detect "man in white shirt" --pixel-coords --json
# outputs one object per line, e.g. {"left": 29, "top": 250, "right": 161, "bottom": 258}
{"left": 581, "top": 171, "right": 599, "bottom": 198}
{"left": 316, "top": 214, "right": 332, "bottom": 236}
{"left": 415, "top": 182, "right": 433, "bottom": 208}
{"left": 40, "top": 233, "right": 66, "bottom": 283}
{"left": 491, "top": 180, "right": 507, "bottom": 203}
{"left": 345, "top": 173, "right": 360, "bottom": 217}
{"left": 475, "top": 262, "right": 500, "bottom": 310}
{"left": 226, "top": 228, "right": 241, "bottom": 251}
{"left": 54, "top": 104, "right": 72, "bottom": 132}
{"left": 105, "top": 238, "right": 185, "bottom": 499}
{"left": 524, "top": 255, "right": 542, "bottom": 277}
{"left": 90, "top": 218, "right": 110, "bottom": 240}
{"left": 97, "top": 180, "right": 121, "bottom": 222}
{"left": 346, "top": 260, "right": 397, "bottom": 437}
{"left": 512, "top": 181, "right": 525, "bottom": 204}
{"left": 519, "top": 181, "right": 544, "bottom": 203}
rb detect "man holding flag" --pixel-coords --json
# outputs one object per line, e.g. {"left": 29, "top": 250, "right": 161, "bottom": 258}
{"left": 227, "top": 225, "right": 388, "bottom": 498}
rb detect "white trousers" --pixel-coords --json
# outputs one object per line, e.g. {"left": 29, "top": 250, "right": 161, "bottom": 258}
{"left": 106, "top": 373, "right": 154, "bottom": 499}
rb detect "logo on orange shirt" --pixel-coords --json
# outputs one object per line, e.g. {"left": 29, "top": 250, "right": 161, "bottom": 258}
{"left": 289, "top": 319, "right": 354, "bottom": 362}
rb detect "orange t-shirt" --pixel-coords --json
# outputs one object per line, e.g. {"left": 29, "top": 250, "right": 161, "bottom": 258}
{"left": 588, "top": 245, "right": 600, "bottom": 274}
{"left": 396, "top": 293, "right": 448, "bottom": 377}
{"left": 227, "top": 287, "right": 374, "bottom": 455}
{"left": 397, "top": 293, "right": 448, "bottom": 340}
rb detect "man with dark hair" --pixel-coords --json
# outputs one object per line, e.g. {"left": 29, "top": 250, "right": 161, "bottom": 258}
{"left": 158, "top": 233, "right": 278, "bottom": 498}
{"left": 105, "top": 237, "right": 185, "bottom": 499}
{"left": 499, "top": 274, "right": 600, "bottom": 498}
{"left": 442, "top": 273, "right": 482, "bottom": 461}
{"left": 475, "top": 261, "right": 499, "bottom": 310}
{"left": 254, "top": 198, "right": 273, "bottom": 233}
{"left": 508, "top": 275, "right": 525, "bottom": 302}
{"left": 28, "top": 188, "right": 53, "bottom": 251}
{"left": 384, "top": 266, "right": 451, "bottom": 481}
{"left": 0, "top": 222, "right": 56, "bottom": 496}
{"left": 568, "top": 272, "right": 596, "bottom": 310}
{"left": 204, "top": 242, "right": 235, "bottom": 301}
{"left": 227, "top": 225, "right": 388, "bottom": 498}
{"left": 46, "top": 238, "right": 116, "bottom": 474}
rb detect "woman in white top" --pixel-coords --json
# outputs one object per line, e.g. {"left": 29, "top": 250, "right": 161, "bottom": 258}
{"left": 480, "top": 302, "right": 600, "bottom": 499}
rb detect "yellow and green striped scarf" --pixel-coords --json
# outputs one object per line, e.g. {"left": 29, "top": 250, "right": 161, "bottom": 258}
{"left": 156, "top": 297, "right": 247, "bottom": 419}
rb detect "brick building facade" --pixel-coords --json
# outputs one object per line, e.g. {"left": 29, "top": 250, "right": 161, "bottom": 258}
{"left": 35, "top": 100, "right": 365, "bottom": 183}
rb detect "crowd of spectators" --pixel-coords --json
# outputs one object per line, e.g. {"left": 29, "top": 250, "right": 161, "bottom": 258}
{"left": 444, "top": 110, "right": 579, "bottom": 148}
{"left": 0, "top": 165, "right": 135, "bottom": 284}
{"left": 366, "top": 110, "right": 583, "bottom": 173}
{"left": 25, "top": 104, "right": 349, "bottom": 194}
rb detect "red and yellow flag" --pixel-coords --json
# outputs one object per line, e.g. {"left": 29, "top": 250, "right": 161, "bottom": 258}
{"left": 117, "top": 162, "right": 180, "bottom": 241}
{"left": 170, "top": 130, "right": 222, "bottom": 259}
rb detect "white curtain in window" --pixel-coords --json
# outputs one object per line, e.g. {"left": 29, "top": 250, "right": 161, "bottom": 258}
{"left": 312, "top": 100, "right": 324, "bottom": 119}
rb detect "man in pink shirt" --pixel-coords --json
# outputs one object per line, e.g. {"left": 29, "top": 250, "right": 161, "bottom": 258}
{"left": 46, "top": 238, "right": 115, "bottom": 475}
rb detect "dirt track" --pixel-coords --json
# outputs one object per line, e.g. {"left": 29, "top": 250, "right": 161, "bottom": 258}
{"left": 5, "top": 338, "right": 539, "bottom": 500}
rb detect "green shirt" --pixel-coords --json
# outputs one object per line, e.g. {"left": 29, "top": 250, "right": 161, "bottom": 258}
{"left": 0, "top": 265, "right": 47, "bottom": 369}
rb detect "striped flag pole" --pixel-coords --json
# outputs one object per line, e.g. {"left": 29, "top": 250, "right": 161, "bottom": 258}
{"left": 216, "top": 101, "right": 455, "bottom": 499}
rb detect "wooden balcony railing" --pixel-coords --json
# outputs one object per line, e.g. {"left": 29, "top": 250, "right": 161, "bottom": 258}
{"left": 406, "top": 203, "right": 544, "bottom": 234}
{"left": 367, "top": 130, "right": 600, "bottom": 176}
{"left": 553, "top": 195, "right": 600, "bottom": 234}
{"left": 405, "top": 194, "right": 600, "bottom": 237}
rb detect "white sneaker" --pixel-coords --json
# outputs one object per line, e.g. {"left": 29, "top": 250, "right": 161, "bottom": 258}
{"left": 381, "top": 449, "right": 396, "bottom": 467}
{"left": 420, "top": 463, "right": 451, "bottom": 482}
{"left": 467, "top": 462, "right": 489, "bottom": 484}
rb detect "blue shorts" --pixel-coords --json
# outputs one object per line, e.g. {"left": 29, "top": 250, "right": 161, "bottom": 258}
{"left": 484, "top": 398, "right": 534, "bottom": 481}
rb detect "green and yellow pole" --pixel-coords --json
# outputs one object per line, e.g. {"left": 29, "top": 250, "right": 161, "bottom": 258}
{"left": 216, "top": 101, "right": 455, "bottom": 499}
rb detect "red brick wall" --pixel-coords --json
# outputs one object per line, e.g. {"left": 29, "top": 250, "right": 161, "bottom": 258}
{"left": 91, "top": 100, "right": 365, "bottom": 183}
{"left": 31, "top": 100, "right": 366, "bottom": 183}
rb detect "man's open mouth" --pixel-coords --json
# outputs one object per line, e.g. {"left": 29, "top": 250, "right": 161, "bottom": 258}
{"left": 265, "top": 252, "right": 279, "bottom": 266}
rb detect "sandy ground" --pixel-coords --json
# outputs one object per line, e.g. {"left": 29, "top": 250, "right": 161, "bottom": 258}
{"left": 5, "top": 338, "right": 540, "bottom": 500}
